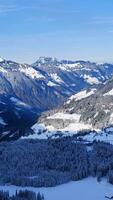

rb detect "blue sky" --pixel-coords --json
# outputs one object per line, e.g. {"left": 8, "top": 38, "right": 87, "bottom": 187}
{"left": 0, "top": 0, "right": 113, "bottom": 63}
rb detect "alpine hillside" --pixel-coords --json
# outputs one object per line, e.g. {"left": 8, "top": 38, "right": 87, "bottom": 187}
{"left": 31, "top": 77, "right": 113, "bottom": 142}
{"left": 1, "top": 56, "right": 113, "bottom": 140}
{"left": 1, "top": 56, "right": 113, "bottom": 112}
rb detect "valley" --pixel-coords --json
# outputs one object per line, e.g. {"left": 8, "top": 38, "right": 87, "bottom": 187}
{"left": 1, "top": 57, "right": 113, "bottom": 199}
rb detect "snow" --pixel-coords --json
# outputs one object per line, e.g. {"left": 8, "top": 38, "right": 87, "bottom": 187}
{"left": 50, "top": 73, "right": 63, "bottom": 83}
{"left": 22, "top": 123, "right": 56, "bottom": 140}
{"left": 47, "top": 113, "right": 81, "bottom": 121}
{"left": 0, "top": 117, "right": 6, "bottom": 125}
{"left": 0, "top": 178, "right": 113, "bottom": 200}
{"left": 38, "top": 56, "right": 46, "bottom": 64}
{"left": 82, "top": 130, "right": 113, "bottom": 145}
{"left": 62, "top": 122, "right": 92, "bottom": 132}
{"left": 65, "top": 62, "right": 83, "bottom": 69}
{"left": 104, "top": 89, "right": 113, "bottom": 96}
{"left": 22, "top": 132, "right": 47, "bottom": 140}
{"left": 26, "top": 113, "right": 93, "bottom": 139}
{"left": 47, "top": 81, "right": 57, "bottom": 87}
{"left": 57, "top": 64, "right": 67, "bottom": 71}
{"left": 10, "top": 97, "right": 26, "bottom": 105}
{"left": 0, "top": 66, "right": 7, "bottom": 73}
{"left": 67, "top": 89, "right": 96, "bottom": 103}
{"left": 96, "top": 62, "right": 104, "bottom": 65}
{"left": 23, "top": 124, "right": 92, "bottom": 139}
{"left": 106, "top": 127, "right": 113, "bottom": 132}
{"left": 0, "top": 57, "right": 4, "bottom": 62}
{"left": 84, "top": 74, "right": 100, "bottom": 85}
{"left": 109, "top": 113, "right": 113, "bottom": 124}
{"left": 19, "top": 66, "right": 44, "bottom": 79}
{"left": 0, "top": 101, "right": 6, "bottom": 105}
{"left": 32, "top": 113, "right": 92, "bottom": 134}
{"left": 10, "top": 97, "right": 30, "bottom": 108}
{"left": 94, "top": 112, "right": 99, "bottom": 118}
{"left": 31, "top": 123, "right": 45, "bottom": 133}
{"left": 58, "top": 63, "right": 83, "bottom": 71}
{"left": 2, "top": 131, "right": 10, "bottom": 136}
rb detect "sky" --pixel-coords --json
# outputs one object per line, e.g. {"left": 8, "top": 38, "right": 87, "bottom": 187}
{"left": 0, "top": 0, "right": 113, "bottom": 63}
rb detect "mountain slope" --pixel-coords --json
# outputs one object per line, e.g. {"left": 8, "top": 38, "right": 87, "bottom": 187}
{"left": 0, "top": 94, "right": 38, "bottom": 141}
{"left": 1, "top": 57, "right": 113, "bottom": 112}
{"left": 1, "top": 56, "right": 113, "bottom": 141}
{"left": 37, "top": 77, "right": 113, "bottom": 134}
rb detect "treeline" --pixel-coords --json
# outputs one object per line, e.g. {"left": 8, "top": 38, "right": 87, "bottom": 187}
{"left": 0, "top": 190, "right": 44, "bottom": 200}
{"left": 89, "top": 142, "right": 113, "bottom": 183}
{"left": 0, "top": 138, "right": 113, "bottom": 187}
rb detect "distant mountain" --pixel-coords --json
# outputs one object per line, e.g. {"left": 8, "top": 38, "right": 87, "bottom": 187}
{"left": 0, "top": 56, "right": 113, "bottom": 112}
{"left": 1, "top": 56, "right": 113, "bottom": 141}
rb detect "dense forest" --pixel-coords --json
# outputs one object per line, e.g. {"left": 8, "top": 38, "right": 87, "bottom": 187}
{"left": 0, "top": 137, "right": 113, "bottom": 187}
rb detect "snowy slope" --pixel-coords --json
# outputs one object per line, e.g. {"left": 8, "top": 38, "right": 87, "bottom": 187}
{"left": 0, "top": 56, "right": 113, "bottom": 112}
{"left": 1, "top": 57, "right": 113, "bottom": 140}
{"left": 0, "top": 178, "right": 112, "bottom": 200}
{"left": 24, "top": 77, "right": 113, "bottom": 143}
{"left": 37, "top": 76, "right": 113, "bottom": 133}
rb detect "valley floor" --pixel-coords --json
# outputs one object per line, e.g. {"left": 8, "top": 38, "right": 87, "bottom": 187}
{"left": 0, "top": 178, "right": 113, "bottom": 200}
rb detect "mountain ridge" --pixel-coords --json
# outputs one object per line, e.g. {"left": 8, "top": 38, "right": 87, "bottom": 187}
{"left": 38, "top": 76, "right": 113, "bottom": 134}
{"left": 1, "top": 56, "right": 113, "bottom": 140}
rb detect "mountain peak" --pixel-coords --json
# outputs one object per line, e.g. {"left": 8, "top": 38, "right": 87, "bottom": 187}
{"left": 0, "top": 57, "right": 5, "bottom": 62}
{"left": 38, "top": 56, "right": 58, "bottom": 63}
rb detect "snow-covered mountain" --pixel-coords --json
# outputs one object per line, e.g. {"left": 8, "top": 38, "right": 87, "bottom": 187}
{"left": 1, "top": 56, "right": 113, "bottom": 112}
{"left": 1, "top": 56, "right": 113, "bottom": 140}
{"left": 27, "top": 76, "right": 113, "bottom": 143}
{"left": 38, "top": 77, "right": 113, "bottom": 132}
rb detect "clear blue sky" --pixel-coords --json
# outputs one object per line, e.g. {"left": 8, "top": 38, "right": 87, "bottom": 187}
{"left": 0, "top": 0, "right": 113, "bottom": 63}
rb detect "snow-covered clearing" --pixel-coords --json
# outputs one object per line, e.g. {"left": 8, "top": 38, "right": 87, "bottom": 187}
{"left": 82, "top": 131, "right": 113, "bottom": 145}
{"left": 0, "top": 178, "right": 113, "bottom": 200}
{"left": 47, "top": 113, "right": 81, "bottom": 121}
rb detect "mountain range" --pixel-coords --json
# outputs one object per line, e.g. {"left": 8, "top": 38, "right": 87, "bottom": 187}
{"left": 1, "top": 56, "right": 113, "bottom": 140}
{"left": 1, "top": 56, "right": 113, "bottom": 111}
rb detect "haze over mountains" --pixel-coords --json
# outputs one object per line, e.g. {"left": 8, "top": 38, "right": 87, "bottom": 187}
{"left": 1, "top": 56, "right": 113, "bottom": 140}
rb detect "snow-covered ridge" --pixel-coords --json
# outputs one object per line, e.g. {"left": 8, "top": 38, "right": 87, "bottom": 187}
{"left": 67, "top": 88, "right": 96, "bottom": 103}
{"left": 50, "top": 73, "right": 63, "bottom": 83}
{"left": 19, "top": 66, "right": 45, "bottom": 79}
{"left": 59, "top": 62, "right": 83, "bottom": 70}
{"left": 1, "top": 56, "right": 113, "bottom": 115}
{"left": 104, "top": 89, "right": 113, "bottom": 96}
